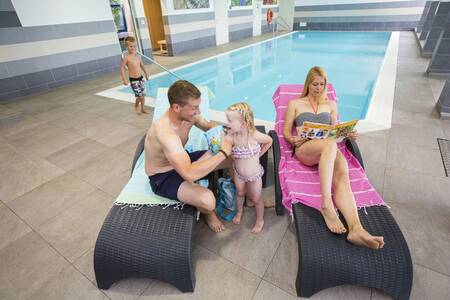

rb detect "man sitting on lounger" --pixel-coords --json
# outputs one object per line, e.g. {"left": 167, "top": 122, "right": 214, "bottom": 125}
{"left": 145, "top": 80, "right": 232, "bottom": 232}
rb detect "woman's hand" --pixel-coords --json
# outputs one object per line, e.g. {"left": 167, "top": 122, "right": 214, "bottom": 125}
{"left": 347, "top": 130, "right": 358, "bottom": 140}
{"left": 290, "top": 136, "right": 305, "bottom": 147}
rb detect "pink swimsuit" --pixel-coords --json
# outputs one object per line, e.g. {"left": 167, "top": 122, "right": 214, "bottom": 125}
{"left": 231, "top": 143, "right": 264, "bottom": 182}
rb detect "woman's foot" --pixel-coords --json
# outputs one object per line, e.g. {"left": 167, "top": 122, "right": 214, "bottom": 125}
{"left": 347, "top": 226, "right": 385, "bottom": 249}
{"left": 206, "top": 212, "right": 225, "bottom": 233}
{"left": 251, "top": 220, "right": 264, "bottom": 234}
{"left": 232, "top": 211, "right": 242, "bottom": 225}
{"left": 320, "top": 206, "right": 346, "bottom": 234}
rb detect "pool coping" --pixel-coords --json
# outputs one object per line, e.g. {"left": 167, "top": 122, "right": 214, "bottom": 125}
{"left": 97, "top": 31, "right": 398, "bottom": 133}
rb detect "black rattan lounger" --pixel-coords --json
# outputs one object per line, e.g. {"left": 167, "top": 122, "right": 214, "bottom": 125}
{"left": 94, "top": 135, "right": 198, "bottom": 292}
{"left": 269, "top": 131, "right": 413, "bottom": 300}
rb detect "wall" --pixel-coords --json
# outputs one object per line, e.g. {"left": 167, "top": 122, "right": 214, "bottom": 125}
{"left": 294, "top": 0, "right": 427, "bottom": 31}
{"left": 0, "top": 0, "right": 122, "bottom": 101}
{"left": 130, "top": 0, "right": 153, "bottom": 58}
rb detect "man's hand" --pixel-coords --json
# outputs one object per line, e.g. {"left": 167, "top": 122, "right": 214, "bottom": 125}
{"left": 220, "top": 131, "right": 233, "bottom": 157}
{"left": 348, "top": 130, "right": 358, "bottom": 140}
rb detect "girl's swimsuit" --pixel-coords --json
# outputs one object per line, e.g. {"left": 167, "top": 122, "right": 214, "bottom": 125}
{"left": 231, "top": 143, "right": 264, "bottom": 182}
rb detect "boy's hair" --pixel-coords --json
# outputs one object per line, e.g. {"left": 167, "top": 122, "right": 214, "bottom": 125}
{"left": 227, "top": 102, "right": 256, "bottom": 132}
{"left": 125, "top": 36, "right": 136, "bottom": 45}
{"left": 168, "top": 80, "right": 201, "bottom": 107}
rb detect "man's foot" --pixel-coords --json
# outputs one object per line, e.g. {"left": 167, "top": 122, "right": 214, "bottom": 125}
{"left": 247, "top": 198, "right": 275, "bottom": 208}
{"left": 320, "top": 206, "right": 346, "bottom": 234}
{"left": 232, "top": 211, "right": 242, "bottom": 225}
{"left": 251, "top": 220, "right": 264, "bottom": 234}
{"left": 206, "top": 212, "right": 225, "bottom": 233}
{"left": 347, "top": 226, "right": 385, "bottom": 249}
{"left": 141, "top": 108, "right": 150, "bottom": 114}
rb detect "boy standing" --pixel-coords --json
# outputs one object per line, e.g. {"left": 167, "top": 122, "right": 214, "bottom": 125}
{"left": 121, "top": 36, "right": 149, "bottom": 114}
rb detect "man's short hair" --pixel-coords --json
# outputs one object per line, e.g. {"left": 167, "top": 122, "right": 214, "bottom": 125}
{"left": 125, "top": 36, "right": 136, "bottom": 44}
{"left": 168, "top": 80, "right": 201, "bottom": 107}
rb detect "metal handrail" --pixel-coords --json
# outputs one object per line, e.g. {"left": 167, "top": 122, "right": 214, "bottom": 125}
{"left": 121, "top": 50, "right": 183, "bottom": 80}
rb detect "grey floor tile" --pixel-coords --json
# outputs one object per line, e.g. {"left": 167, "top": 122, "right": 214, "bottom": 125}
{"left": 0, "top": 113, "right": 44, "bottom": 137}
{"left": 4, "top": 97, "right": 62, "bottom": 115}
{"left": 428, "top": 77, "right": 446, "bottom": 102}
{"left": 363, "top": 159, "right": 385, "bottom": 196}
{"left": 45, "top": 138, "right": 110, "bottom": 172}
{"left": 384, "top": 167, "right": 450, "bottom": 214}
{"left": 98, "top": 169, "right": 131, "bottom": 198}
{"left": 69, "top": 149, "right": 131, "bottom": 192}
{"left": 356, "top": 135, "right": 388, "bottom": 164}
{"left": 389, "top": 201, "right": 450, "bottom": 277}
{"left": 138, "top": 246, "right": 261, "bottom": 300}
{"left": 68, "top": 96, "right": 124, "bottom": 115}
{"left": 26, "top": 266, "right": 108, "bottom": 300}
{"left": 0, "top": 104, "right": 20, "bottom": 119}
{"left": 252, "top": 280, "right": 297, "bottom": 300}
{"left": 388, "top": 123, "right": 443, "bottom": 149}
{"left": 7, "top": 173, "right": 96, "bottom": 228}
{"left": 392, "top": 109, "right": 442, "bottom": 129}
{"left": 0, "top": 202, "right": 31, "bottom": 251}
{"left": 0, "top": 142, "right": 65, "bottom": 203}
{"left": 0, "top": 232, "right": 70, "bottom": 300}
{"left": 32, "top": 105, "right": 84, "bottom": 123}
{"left": 36, "top": 189, "right": 114, "bottom": 262}
{"left": 5, "top": 122, "right": 85, "bottom": 157}
{"left": 48, "top": 110, "right": 98, "bottom": 130}
{"left": 372, "top": 264, "right": 450, "bottom": 300}
{"left": 119, "top": 112, "right": 154, "bottom": 131}
{"left": 385, "top": 141, "right": 445, "bottom": 178}
{"left": 194, "top": 207, "right": 290, "bottom": 277}
{"left": 71, "top": 116, "right": 142, "bottom": 147}
{"left": 73, "top": 248, "right": 95, "bottom": 283}
{"left": 440, "top": 118, "right": 450, "bottom": 138}
{"left": 263, "top": 223, "right": 298, "bottom": 295}
{"left": 115, "top": 133, "right": 147, "bottom": 155}
{"left": 104, "top": 278, "right": 152, "bottom": 300}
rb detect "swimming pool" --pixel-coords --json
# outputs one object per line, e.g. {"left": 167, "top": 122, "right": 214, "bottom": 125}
{"left": 120, "top": 31, "right": 391, "bottom": 122}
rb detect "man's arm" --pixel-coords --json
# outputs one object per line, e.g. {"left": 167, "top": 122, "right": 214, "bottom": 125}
{"left": 121, "top": 57, "right": 129, "bottom": 85}
{"left": 158, "top": 128, "right": 229, "bottom": 182}
{"left": 193, "top": 114, "right": 216, "bottom": 132}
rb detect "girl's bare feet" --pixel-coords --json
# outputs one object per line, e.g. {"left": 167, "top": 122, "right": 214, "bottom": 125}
{"left": 141, "top": 108, "right": 150, "bottom": 114}
{"left": 347, "top": 226, "right": 384, "bottom": 249}
{"left": 251, "top": 220, "right": 264, "bottom": 234}
{"left": 206, "top": 212, "right": 225, "bottom": 233}
{"left": 232, "top": 211, "right": 242, "bottom": 225}
{"left": 321, "top": 206, "right": 346, "bottom": 234}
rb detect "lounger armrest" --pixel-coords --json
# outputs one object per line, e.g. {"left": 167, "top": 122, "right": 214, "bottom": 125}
{"left": 269, "top": 130, "right": 284, "bottom": 216}
{"left": 131, "top": 134, "right": 147, "bottom": 177}
{"left": 344, "top": 138, "right": 365, "bottom": 170}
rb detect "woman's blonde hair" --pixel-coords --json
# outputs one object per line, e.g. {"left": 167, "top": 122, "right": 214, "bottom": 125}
{"left": 301, "top": 66, "right": 329, "bottom": 104}
{"left": 227, "top": 102, "right": 256, "bottom": 133}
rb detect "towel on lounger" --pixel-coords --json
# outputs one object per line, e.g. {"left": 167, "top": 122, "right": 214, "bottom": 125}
{"left": 272, "top": 84, "right": 385, "bottom": 212}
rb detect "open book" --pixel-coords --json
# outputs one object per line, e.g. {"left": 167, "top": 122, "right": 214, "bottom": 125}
{"left": 298, "top": 119, "right": 358, "bottom": 140}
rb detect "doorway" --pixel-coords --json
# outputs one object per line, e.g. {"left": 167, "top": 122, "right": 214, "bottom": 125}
{"left": 143, "top": 0, "right": 166, "bottom": 55}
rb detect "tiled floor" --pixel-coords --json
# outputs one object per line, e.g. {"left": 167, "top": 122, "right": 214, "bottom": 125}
{"left": 1, "top": 31, "right": 449, "bottom": 300}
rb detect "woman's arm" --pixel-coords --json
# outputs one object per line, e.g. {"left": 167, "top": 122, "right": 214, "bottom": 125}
{"left": 329, "top": 100, "right": 339, "bottom": 125}
{"left": 283, "top": 100, "right": 297, "bottom": 144}
{"left": 254, "top": 130, "right": 272, "bottom": 157}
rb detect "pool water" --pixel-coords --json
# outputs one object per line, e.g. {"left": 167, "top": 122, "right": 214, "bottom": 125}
{"left": 122, "top": 31, "right": 391, "bottom": 122}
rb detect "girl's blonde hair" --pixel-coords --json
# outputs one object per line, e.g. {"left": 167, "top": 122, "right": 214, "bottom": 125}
{"left": 227, "top": 102, "right": 256, "bottom": 133}
{"left": 301, "top": 66, "right": 329, "bottom": 104}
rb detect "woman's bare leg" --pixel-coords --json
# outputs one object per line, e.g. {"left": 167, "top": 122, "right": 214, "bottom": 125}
{"left": 247, "top": 178, "right": 264, "bottom": 234}
{"left": 296, "top": 140, "right": 346, "bottom": 233}
{"left": 332, "top": 151, "right": 384, "bottom": 249}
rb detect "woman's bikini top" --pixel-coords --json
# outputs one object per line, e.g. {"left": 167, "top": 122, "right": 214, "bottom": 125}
{"left": 231, "top": 142, "right": 261, "bottom": 159}
{"left": 294, "top": 111, "right": 331, "bottom": 127}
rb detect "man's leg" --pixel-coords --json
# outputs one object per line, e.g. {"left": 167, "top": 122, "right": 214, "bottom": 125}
{"left": 177, "top": 180, "right": 225, "bottom": 233}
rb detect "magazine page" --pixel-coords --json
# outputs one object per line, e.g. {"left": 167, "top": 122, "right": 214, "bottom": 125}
{"left": 297, "top": 119, "right": 359, "bottom": 140}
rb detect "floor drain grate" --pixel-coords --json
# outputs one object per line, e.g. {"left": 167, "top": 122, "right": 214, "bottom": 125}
{"left": 437, "top": 138, "right": 450, "bottom": 177}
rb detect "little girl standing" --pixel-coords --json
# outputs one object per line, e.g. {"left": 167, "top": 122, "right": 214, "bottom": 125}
{"left": 225, "top": 103, "right": 272, "bottom": 233}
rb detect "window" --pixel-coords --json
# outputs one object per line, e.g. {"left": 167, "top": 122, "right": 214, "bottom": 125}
{"left": 230, "top": 0, "right": 252, "bottom": 7}
{"left": 173, "top": 0, "right": 210, "bottom": 9}
{"left": 110, "top": 1, "right": 127, "bottom": 33}
{"left": 263, "top": 0, "right": 278, "bottom": 5}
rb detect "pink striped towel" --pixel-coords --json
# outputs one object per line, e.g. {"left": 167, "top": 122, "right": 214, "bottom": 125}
{"left": 273, "top": 84, "right": 385, "bottom": 212}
